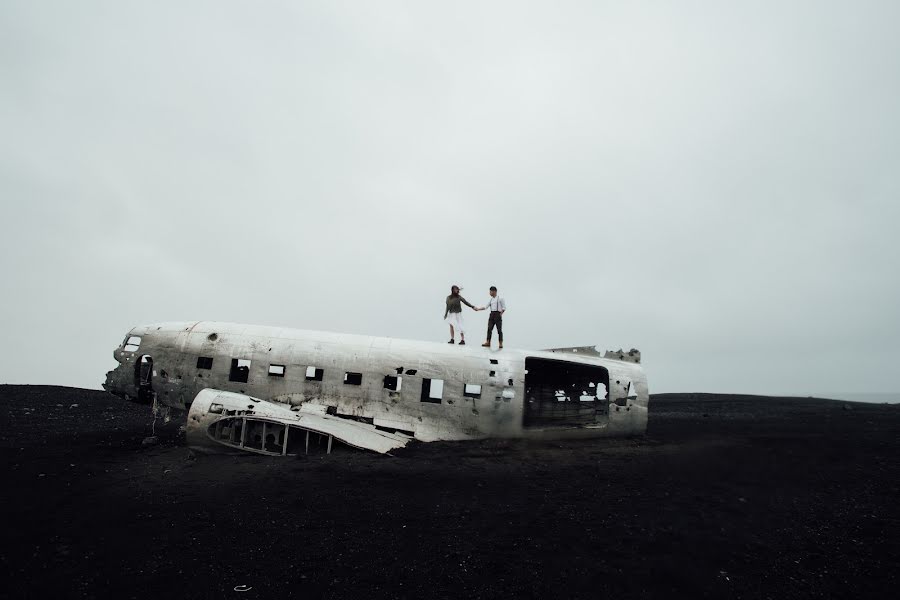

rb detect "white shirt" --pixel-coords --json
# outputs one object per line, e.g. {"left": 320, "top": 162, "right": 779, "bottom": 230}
{"left": 483, "top": 296, "right": 506, "bottom": 312}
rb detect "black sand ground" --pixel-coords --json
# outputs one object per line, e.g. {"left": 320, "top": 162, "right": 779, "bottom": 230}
{"left": 1, "top": 385, "right": 897, "bottom": 599}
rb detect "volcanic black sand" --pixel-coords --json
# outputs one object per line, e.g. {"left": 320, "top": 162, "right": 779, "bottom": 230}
{"left": 1, "top": 385, "right": 897, "bottom": 599}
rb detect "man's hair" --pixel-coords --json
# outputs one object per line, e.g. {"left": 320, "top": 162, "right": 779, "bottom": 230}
{"left": 489, "top": 286, "right": 497, "bottom": 291}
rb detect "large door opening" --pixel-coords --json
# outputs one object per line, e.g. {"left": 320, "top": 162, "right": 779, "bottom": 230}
{"left": 134, "top": 355, "right": 155, "bottom": 404}
{"left": 524, "top": 357, "right": 609, "bottom": 428}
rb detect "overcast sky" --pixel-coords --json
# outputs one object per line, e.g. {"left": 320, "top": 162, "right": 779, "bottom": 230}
{"left": 1, "top": 1, "right": 898, "bottom": 395}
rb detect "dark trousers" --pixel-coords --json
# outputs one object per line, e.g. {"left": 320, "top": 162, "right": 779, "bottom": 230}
{"left": 487, "top": 311, "right": 503, "bottom": 343}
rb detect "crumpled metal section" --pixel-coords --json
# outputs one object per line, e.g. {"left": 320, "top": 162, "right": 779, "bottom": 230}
{"left": 544, "top": 346, "right": 641, "bottom": 364}
{"left": 186, "top": 389, "right": 410, "bottom": 455}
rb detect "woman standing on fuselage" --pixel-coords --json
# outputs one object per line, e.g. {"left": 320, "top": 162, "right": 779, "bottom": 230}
{"left": 444, "top": 285, "right": 477, "bottom": 345}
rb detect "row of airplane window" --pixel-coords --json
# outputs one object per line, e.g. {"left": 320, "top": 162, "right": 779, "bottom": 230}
{"left": 196, "top": 356, "right": 483, "bottom": 401}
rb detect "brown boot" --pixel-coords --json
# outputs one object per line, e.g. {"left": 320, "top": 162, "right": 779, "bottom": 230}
{"left": 499, "top": 343, "right": 503, "bottom": 349}
{"left": 481, "top": 342, "right": 491, "bottom": 347}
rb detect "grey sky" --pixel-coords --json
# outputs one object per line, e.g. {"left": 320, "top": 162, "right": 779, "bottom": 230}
{"left": 1, "top": 1, "right": 898, "bottom": 395}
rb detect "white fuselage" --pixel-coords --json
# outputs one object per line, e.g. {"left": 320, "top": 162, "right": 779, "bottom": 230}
{"left": 104, "top": 321, "right": 648, "bottom": 441}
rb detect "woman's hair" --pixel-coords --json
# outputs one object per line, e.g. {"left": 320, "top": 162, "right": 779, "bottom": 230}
{"left": 450, "top": 285, "right": 460, "bottom": 294}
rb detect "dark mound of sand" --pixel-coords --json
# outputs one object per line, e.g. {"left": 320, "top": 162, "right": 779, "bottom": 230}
{"left": 1, "top": 385, "right": 897, "bottom": 599}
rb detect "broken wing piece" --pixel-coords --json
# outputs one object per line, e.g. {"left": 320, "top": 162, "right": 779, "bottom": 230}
{"left": 186, "top": 389, "right": 410, "bottom": 455}
{"left": 544, "top": 345, "right": 641, "bottom": 364}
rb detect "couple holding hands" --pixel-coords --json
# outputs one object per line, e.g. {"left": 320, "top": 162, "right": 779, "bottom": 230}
{"left": 443, "top": 285, "right": 507, "bottom": 349}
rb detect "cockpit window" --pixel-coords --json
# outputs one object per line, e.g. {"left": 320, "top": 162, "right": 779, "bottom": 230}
{"left": 123, "top": 336, "right": 142, "bottom": 352}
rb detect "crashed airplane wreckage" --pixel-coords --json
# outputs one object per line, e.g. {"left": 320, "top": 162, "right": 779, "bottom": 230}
{"left": 104, "top": 322, "right": 648, "bottom": 456}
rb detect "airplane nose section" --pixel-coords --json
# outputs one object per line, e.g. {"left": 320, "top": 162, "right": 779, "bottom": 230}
{"left": 104, "top": 350, "right": 134, "bottom": 401}
{"left": 103, "top": 368, "right": 125, "bottom": 399}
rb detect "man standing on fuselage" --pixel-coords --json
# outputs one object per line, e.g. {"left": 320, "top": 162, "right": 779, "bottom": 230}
{"left": 478, "top": 286, "right": 506, "bottom": 349}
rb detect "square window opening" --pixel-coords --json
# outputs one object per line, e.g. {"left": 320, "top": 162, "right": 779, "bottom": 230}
{"left": 229, "top": 358, "right": 251, "bottom": 383}
{"left": 305, "top": 366, "right": 324, "bottom": 381}
{"left": 268, "top": 364, "right": 285, "bottom": 377}
{"left": 344, "top": 372, "right": 363, "bottom": 385}
{"left": 421, "top": 378, "right": 444, "bottom": 403}
{"left": 464, "top": 384, "right": 482, "bottom": 398}
{"left": 383, "top": 375, "right": 401, "bottom": 391}
{"left": 196, "top": 356, "right": 213, "bottom": 370}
